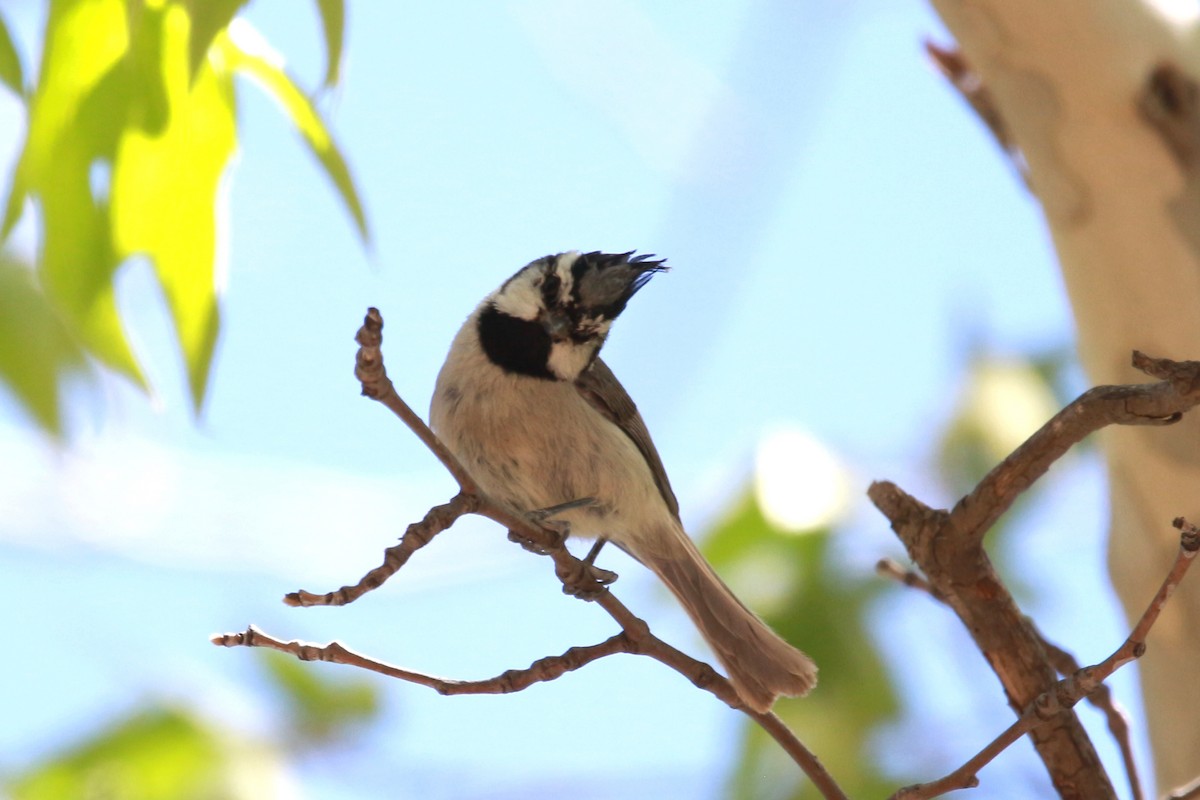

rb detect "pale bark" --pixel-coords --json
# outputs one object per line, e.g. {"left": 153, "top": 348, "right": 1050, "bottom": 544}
{"left": 928, "top": 1, "right": 1200, "bottom": 791}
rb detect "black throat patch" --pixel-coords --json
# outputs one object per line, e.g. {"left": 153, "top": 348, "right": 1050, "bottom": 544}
{"left": 477, "top": 304, "right": 556, "bottom": 380}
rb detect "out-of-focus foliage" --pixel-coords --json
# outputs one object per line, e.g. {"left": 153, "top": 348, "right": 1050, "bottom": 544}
{"left": 0, "top": 0, "right": 366, "bottom": 434}
{"left": 703, "top": 490, "right": 914, "bottom": 799}
{"left": 0, "top": 255, "right": 92, "bottom": 435}
{"left": 260, "top": 650, "right": 382, "bottom": 750}
{"left": 7, "top": 706, "right": 287, "bottom": 800}
{"left": 937, "top": 354, "right": 1063, "bottom": 499}
{"left": 5, "top": 652, "right": 383, "bottom": 798}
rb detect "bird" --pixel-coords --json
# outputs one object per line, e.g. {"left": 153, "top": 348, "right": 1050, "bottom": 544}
{"left": 429, "top": 250, "right": 816, "bottom": 712}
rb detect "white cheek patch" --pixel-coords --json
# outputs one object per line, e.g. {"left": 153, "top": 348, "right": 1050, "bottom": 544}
{"left": 548, "top": 340, "right": 598, "bottom": 380}
{"left": 491, "top": 272, "right": 543, "bottom": 321}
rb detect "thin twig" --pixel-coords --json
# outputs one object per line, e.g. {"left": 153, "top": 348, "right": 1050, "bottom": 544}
{"left": 285, "top": 493, "right": 476, "bottom": 607}
{"left": 1039, "top": 635, "right": 1142, "bottom": 800}
{"left": 354, "top": 308, "right": 482, "bottom": 495}
{"left": 887, "top": 518, "right": 1200, "bottom": 799}
{"left": 212, "top": 625, "right": 632, "bottom": 694}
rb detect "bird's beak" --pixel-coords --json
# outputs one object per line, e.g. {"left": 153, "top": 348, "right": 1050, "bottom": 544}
{"left": 540, "top": 309, "right": 572, "bottom": 342}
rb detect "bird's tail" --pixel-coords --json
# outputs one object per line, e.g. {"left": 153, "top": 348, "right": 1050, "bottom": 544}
{"left": 635, "top": 525, "right": 817, "bottom": 712}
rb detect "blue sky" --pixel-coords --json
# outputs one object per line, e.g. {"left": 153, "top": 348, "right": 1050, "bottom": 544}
{"left": 0, "top": 2, "right": 1148, "bottom": 798}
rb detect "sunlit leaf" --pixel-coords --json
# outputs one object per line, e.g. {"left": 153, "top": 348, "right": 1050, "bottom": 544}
{"left": 17, "top": 0, "right": 146, "bottom": 389}
{"left": 0, "top": 10, "right": 25, "bottom": 97}
{"left": 259, "top": 650, "right": 382, "bottom": 748}
{"left": 315, "top": 0, "right": 344, "bottom": 89}
{"left": 222, "top": 25, "right": 369, "bottom": 244}
{"left": 7, "top": 706, "right": 283, "bottom": 800}
{"left": 0, "top": 256, "right": 91, "bottom": 436}
{"left": 937, "top": 356, "right": 1060, "bottom": 498}
{"left": 184, "top": 0, "right": 249, "bottom": 81}
{"left": 111, "top": 1, "right": 237, "bottom": 411}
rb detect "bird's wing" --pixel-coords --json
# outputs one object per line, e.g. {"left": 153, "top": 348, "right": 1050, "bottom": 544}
{"left": 574, "top": 357, "right": 681, "bottom": 520}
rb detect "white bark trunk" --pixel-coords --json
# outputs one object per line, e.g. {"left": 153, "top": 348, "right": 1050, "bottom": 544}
{"left": 928, "top": 1, "right": 1200, "bottom": 792}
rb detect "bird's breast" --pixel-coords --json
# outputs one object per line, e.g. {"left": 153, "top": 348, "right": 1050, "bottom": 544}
{"left": 431, "top": 366, "right": 669, "bottom": 544}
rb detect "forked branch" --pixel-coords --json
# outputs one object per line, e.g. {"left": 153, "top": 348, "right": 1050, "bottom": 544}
{"left": 214, "top": 308, "right": 847, "bottom": 800}
{"left": 213, "top": 308, "right": 1200, "bottom": 800}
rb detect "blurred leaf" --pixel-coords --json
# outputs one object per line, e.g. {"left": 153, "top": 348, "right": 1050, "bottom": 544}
{"left": 703, "top": 490, "right": 913, "bottom": 798}
{"left": 0, "top": 256, "right": 92, "bottom": 435}
{"left": 259, "top": 650, "right": 382, "bottom": 748}
{"left": 110, "top": 1, "right": 237, "bottom": 411}
{"left": 7, "top": 705, "right": 283, "bottom": 800}
{"left": 222, "top": 27, "right": 369, "bottom": 244}
{"left": 937, "top": 356, "right": 1060, "bottom": 498}
{"left": 15, "top": 0, "right": 146, "bottom": 389}
{"left": 184, "top": 0, "right": 249, "bottom": 81}
{"left": 315, "top": 0, "right": 345, "bottom": 89}
{"left": 0, "top": 10, "right": 25, "bottom": 97}
{"left": 3, "top": 0, "right": 367, "bottom": 434}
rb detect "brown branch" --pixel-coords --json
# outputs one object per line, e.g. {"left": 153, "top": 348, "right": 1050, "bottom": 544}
{"left": 888, "top": 519, "right": 1199, "bottom": 800}
{"left": 951, "top": 351, "right": 1200, "bottom": 546}
{"left": 354, "top": 307, "right": 482, "bottom": 495}
{"left": 925, "top": 39, "right": 1020, "bottom": 169}
{"left": 877, "top": 558, "right": 1144, "bottom": 800}
{"left": 284, "top": 493, "right": 477, "bottom": 607}
{"left": 215, "top": 308, "right": 849, "bottom": 800}
{"left": 870, "top": 353, "right": 1200, "bottom": 799}
{"left": 213, "top": 625, "right": 633, "bottom": 694}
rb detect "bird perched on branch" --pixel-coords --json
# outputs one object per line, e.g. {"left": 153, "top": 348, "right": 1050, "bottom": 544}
{"left": 430, "top": 250, "right": 816, "bottom": 711}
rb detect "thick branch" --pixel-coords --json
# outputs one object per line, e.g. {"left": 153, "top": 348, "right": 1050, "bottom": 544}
{"left": 870, "top": 355, "right": 1200, "bottom": 798}
{"left": 888, "top": 519, "right": 1198, "bottom": 799}
{"left": 878, "top": 558, "right": 1143, "bottom": 800}
{"left": 951, "top": 352, "right": 1200, "bottom": 546}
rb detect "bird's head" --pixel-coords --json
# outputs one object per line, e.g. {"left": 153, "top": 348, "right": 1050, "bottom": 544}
{"left": 478, "top": 251, "right": 667, "bottom": 381}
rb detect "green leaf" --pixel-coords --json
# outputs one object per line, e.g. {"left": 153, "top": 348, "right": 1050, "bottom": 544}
{"left": 222, "top": 26, "right": 369, "bottom": 244}
{"left": 110, "top": 1, "right": 238, "bottom": 411}
{"left": 259, "top": 650, "right": 382, "bottom": 748}
{"left": 0, "top": 10, "right": 25, "bottom": 97}
{"left": 184, "top": 0, "right": 249, "bottom": 82}
{"left": 315, "top": 0, "right": 344, "bottom": 89}
{"left": 17, "top": 0, "right": 146, "bottom": 389}
{"left": 0, "top": 256, "right": 91, "bottom": 436}
{"left": 7, "top": 705, "right": 279, "bottom": 800}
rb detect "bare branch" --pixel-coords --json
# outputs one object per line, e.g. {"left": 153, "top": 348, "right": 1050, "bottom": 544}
{"left": 877, "top": 559, "right": 1144, "bottom": 800}
{"left": 888, "top": 519, "right": 1199, "bottom": 800}
{"left": 875, "top": 557, "right": 942, "bottom": 600}
{"left": 951, "top": 352, "right": 1200, "bottom": 546}
{"left": 215, "top": 308, "right": 851, "bottom": 799}
{"left": 354, "top": 307, "right": 482, "bottom": 495}
{"left": 925, "top": 39, "right": 1023, "bottom": 176}
{"left": 871, "top": 354, "right": 1200, "bottom": 798}
{"left": 285, "top": 493, "right": 477, "bottom": 607}
{"left": 212, "top": 625, "right": 632, "bottom": 694}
